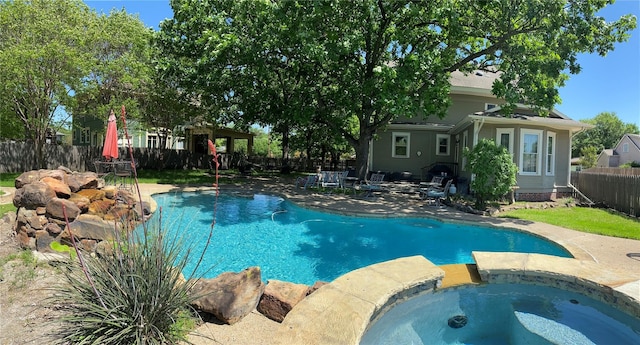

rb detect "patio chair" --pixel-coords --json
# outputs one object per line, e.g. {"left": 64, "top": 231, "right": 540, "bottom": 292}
{"left": 359, "top": 173, "right": 386, "bottom": 197}
{"left": 94, "top": 160, "right": 115, "bottom": 185}
{"left": 320, "top": 171, "right": 341, "bottom": 191}
{"left": 420, "top": 179, "right": 452, "bottom": 206}
{"left": 295, "top": 174, "right": 319, "bottom": 190}
{"left": 113, "top": 160, "right": 133, "bottom": 191}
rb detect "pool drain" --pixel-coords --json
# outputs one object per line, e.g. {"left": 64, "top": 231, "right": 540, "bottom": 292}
{"left": 570, "top": 299, "right": 580, "bottom": 304}
{"left": 448, "top": 315, "right": 468, "bottom": 329}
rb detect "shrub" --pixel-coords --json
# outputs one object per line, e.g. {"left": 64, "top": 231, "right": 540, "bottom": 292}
{"left": 53, "top": 222, "right": 199, "bottom": 345}
{"left": 464, "top": 138, "right": 518, "bottom": 209}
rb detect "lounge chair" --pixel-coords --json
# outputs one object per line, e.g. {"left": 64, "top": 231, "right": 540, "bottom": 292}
{"left": 295, "top": 174, "right": 319, "bottom": 190}
{"left": 420, "top": 179, "right": 452, "bottom": 206}
{"left": 359, "top": 173, "right": 386, "bottom": 197}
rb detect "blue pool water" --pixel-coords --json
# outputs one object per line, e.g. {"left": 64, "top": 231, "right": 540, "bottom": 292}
{"left": 360, "top": 283, "right": 640, "bottom": 345}
{"left": 148, "top": 192, "right": 571, "bottom": 285}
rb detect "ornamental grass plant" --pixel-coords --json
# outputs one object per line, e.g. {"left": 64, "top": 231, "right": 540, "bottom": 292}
{"left": 50, "top": 108, "right": 220, "bottom": 344}
{"left": 53, "top": 221, "right": 199, "bottom": 345}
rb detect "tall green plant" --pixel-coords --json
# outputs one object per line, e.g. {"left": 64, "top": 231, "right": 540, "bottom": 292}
{"left": 54, "top": 224, "right": 198, "bottom": 345}
{"left": 464, "top": 139, "right": 517, "bottom": 209}
{"left": 51, "top": 108, "right": 222, "bottom": 344}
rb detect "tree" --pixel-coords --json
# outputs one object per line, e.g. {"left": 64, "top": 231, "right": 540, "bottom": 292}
{"left": 0, "top": 0, "right": 153, "bottom": 168}
{"left": 0, "top": 0, "right": 95, "bottom": 167}
{"left": 464, "top": 139, "right": 517, "bottom": 209}
{"left": 572, "top": 112, "right": 640, "bottom": 157}
{"left": 158, "top": 0, "right": 636, "bottom": 179}
{"left": 579, "top": 146, "right": 599, "bottom": 169}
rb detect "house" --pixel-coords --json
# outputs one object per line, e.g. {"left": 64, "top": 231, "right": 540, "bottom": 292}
{"left": 73, "top": 114, "right": 184, "bottom": 149}
{"left": 596, "top": 134, "right": 640, "bottom": 167}
{"left": 370, "top": 70, "right": 593, "bottom": 201}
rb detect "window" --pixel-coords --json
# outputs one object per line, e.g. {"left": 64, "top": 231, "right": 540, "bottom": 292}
{"left": 485, "top": 103, "right": 497, "bottom": 110}
{"left": 392, "top": 132, "right": 410, "bottom": 158}
{"left": 622, "top": 143, "right": 629, "bottom": 153}
{"left": 81, "top": 128, "right": 90, "bottom": 144}
{"left": 496, "top": 128, "right": 514, "bottom": 155}
{"left": 519, "top": 129, "right": 542, "bottom": 175}
{"left": 546, "top": 132, "right": 556, "bottom": 176}
{"left": 147, "top": 135, "right": 158, "bottom": 148}
{"left": 436, "top": 134, "right": 450, "bottom": 156}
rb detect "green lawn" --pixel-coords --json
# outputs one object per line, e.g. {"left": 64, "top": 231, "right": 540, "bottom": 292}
{"left": 0, "top": 173, "right": 19, "bottom": 187}
{"left": 0, "top": 203, "right": 16, "bottom": 217}
{"left": 499, "top": 207, "right": 640, "bottom": 240}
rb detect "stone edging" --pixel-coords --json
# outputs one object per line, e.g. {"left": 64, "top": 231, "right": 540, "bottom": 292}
{"left": 271, "top": 254, "right": 640, "bottom": 345}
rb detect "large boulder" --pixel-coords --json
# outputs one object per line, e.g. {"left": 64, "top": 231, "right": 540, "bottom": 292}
{"left": 257, "top": 280, "right": 309, "bottom": 322}
{"left": 40, "top": 176, "right": 71, "bottom": 198}
{"left": 190, "top": 267, "right": 265, "bottom": 325}
{"left": 13, "top": 181, "right": 56, "bottom": 209}
{"left": 46, "top": 197, "right": 81, "bottom": 221}
{"left": 14, "top": 170, "right": 41, "bottom": 188}
{"left": 65, "top": 172, "right": 99, "bottom": 192}
{"left": 60, "top": 214, "right": 120, "bottom": 242}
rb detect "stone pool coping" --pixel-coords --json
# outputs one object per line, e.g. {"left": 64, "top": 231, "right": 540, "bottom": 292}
{"left": 272, "top": 254, "right": 640, "bottom": 345}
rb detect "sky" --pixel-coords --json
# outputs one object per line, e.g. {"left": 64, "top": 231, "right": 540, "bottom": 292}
{"left": 84, "top": 0, "right": 640, "bottom": 128}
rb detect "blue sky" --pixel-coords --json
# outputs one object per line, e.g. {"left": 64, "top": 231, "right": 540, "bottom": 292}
{"left": 84, "top": 0, "right": 640, "bottom": 128}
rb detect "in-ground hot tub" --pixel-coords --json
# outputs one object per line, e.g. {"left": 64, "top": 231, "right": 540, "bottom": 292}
{"left": 360, "top": 283, "right": 640, "bottom": 345}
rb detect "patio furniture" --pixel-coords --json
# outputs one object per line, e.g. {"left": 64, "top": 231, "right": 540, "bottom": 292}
{"left": 320, "top": 171, "right": 343, "bottom": 191}
{"left": 94, "top": 160, "right": 115, "bottom": 185}
{"left": 359, "top": 173, "right": 386, "bottom": 197}
{"left": 113, "top": 160, "right": 133, "bottom": 191}
{"left": 420, "top": 179, "right": 453, "bottom": 206}
{"left": 296, "top": 174, "right": 320, "bottom": 190}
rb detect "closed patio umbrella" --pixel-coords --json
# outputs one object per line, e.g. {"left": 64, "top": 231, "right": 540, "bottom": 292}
{"left": 102, "top": 109, "right": 119, "bottom": 160}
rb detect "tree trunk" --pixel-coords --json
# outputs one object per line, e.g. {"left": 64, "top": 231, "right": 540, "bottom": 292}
{"left": 353, "top": 137, "right": 371, "bottom": 180}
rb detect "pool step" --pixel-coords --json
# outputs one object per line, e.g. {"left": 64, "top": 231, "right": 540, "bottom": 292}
{"left": 439, "top": 264, "right": 482, "bottom": 288}
{"left": 513, "top": 311, "right": 595, "bottom": 345}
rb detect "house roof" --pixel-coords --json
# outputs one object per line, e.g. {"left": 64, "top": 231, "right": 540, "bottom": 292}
{"left": 450, "top": 104, "right": 593, "bottom": 134}
{"left": 449, "top": 70, "right": 499, "bottom": 96}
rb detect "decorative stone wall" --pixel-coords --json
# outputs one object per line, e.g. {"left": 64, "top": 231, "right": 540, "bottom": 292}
{"left": 12, "top": 167, "right": 149, "bottom": 253}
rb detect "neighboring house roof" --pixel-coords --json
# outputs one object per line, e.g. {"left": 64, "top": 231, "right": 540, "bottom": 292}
{"left": 622, "top": 133, "right": 640, "bottom": 151}
{"left": 600, "top": 149, "right": 614, "bottom": 157}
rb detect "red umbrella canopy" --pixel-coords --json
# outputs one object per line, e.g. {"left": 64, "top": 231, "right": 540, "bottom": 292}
{"left": 102, "top": 110, "right": 119, "bottom": 160}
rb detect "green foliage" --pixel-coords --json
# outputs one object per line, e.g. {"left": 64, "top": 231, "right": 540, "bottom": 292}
{"left": 620, "top": 161, "right": 640, "bottom": 168}
{"left": 579, "top": 146, "right": 599, "bottom": 168}
{"left": 464, "top": 139, "right": 518, "bottom": 209}
{"left": 50, "top": 241, "right": 77, "bottom": 260}
{"left": 157, "top": 0, "right": 635, "bottom": 179}
{"left": 53, "top": 227, "right": 199, "bottom": 345}
{"left": 0, "top": 0, "right": 154, "bottom": 166}
{"left": 572, "top": 112, "right": 640, "bottom": 157}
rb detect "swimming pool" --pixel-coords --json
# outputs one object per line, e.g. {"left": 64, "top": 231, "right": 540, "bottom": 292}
{"left": 360, "top": 283, "right": 640, "bottom": 345}
{"left": 149, "top": 192, "right": 571, "bottom": 285}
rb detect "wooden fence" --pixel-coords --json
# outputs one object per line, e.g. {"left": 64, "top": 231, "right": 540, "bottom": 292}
{"left": 0, "top": 141, "right": 356, "bottom": 174}
{"left": 571, "top": 169, "right": 640, "bottom": 217}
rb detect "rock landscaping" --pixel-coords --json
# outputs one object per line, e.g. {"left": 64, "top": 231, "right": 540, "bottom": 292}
{"left": 11, "top": 167, "right": 150, "bottom": 254}
{"left": 7, "top": 169, "right": 322, "bottom": 326}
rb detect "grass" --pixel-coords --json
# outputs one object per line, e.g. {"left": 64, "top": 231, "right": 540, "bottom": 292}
{"left": 0, "top": 203, "right": 17, "bottom": 218}
{"left": 0, "top": 173, "right": 19, "bottom": 187}
{"left": 499, "top": 207, "right": 640, "bottom": 240}
{"left": 0, "top": 250, "right": 38, "bottom": 288}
